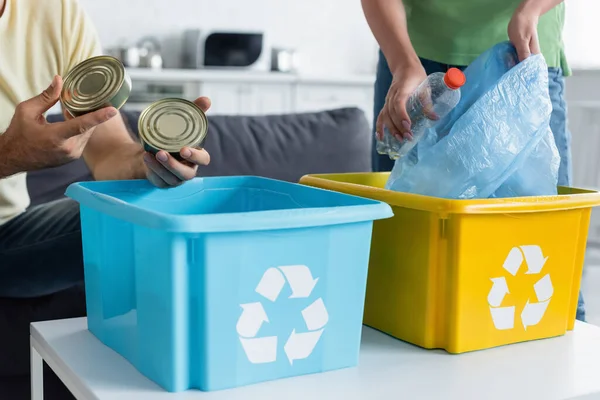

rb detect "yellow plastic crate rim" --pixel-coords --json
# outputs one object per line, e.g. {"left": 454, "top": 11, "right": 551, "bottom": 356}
{"left": 300, "top": 172, "right": 600, "bottom": 214}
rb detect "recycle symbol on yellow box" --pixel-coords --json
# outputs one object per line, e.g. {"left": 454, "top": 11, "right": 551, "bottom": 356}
{"left": 488, "top": 245, "right": 554, "bottom": 331}
{"left": 236, "top": 265, "right": 329, "bottom": 365}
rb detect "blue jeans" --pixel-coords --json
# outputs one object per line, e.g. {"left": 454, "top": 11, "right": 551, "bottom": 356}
{"left": 372, "top": 51, "right": 585, "bottom": 321}
{"left": 0, "top": 199, "right": 83, "bottom": 298}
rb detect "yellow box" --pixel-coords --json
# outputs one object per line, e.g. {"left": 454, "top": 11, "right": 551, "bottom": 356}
{"left": 300, "top": 172, "right": 600, "bottom": 353}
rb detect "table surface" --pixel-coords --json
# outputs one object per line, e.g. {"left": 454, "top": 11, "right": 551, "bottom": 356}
{"left": 31, "top": 318, "right": 600, "bottom": 400}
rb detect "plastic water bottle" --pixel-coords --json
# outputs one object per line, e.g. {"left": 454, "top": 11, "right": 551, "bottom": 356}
{"left": 377, "top": 68, "right": 466, "bottom": 160}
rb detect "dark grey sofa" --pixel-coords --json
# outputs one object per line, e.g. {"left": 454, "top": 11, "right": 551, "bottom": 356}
{"left": 0, "top": 107, "right": 373, "bottom": 399}
{"left": 28, "top": 107, "right": 372, "bottom": 207}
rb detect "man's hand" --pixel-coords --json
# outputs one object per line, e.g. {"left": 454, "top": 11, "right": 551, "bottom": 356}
{"left": 142, "top": 97, "right": 212, "bottom": 188}
{"left": 376, "top": 62, "right": 428, "bottom": 141}
{"left": 508, "top": 6, "right": 541, "bottom": 62}
{"left": 0, "top": 76, "right": 117, "bottom": 178}
{"left": 509, "top": 0, "right": 565, "bottom": 62}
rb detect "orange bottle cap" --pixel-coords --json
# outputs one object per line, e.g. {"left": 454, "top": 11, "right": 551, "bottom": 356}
{"left": 444, "top": 68, "right": 466, "bottom": 90}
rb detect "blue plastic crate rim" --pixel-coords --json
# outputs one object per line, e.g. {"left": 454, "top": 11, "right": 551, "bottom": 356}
{"left": 65, "top": 176, "right": 393, "bottom": 233}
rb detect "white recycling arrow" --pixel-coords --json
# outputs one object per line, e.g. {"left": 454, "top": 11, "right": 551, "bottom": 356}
{"left": 490, "top": 306, "right": 515, "bottom": 330}
{"left": 521, "top": 245, "right": 548, "bottom": 274}
{"left": 533, "top": 274, "right": 553, "bottom": 302}
{"left": 301, "top": 298, "right": 329, "bottom": 331}
{"left": 487, "top": 277, "right": 509, "bottom": 308}
{"left": 502, "top": 247, "right": 524, "bottom": 276}
{"left": 520, "top": 274, "right": 554, "bottom": 330}
{"left": 237, "top": 264, "right": 328, "bottom": 366}
{"left": 521, "top": 299, "right": 551, "bottom": 330}
{"left": 236, "top": 302, "right": 269, "bottom": 338}
{"left": 239, "top": 337, "right": 278, "bottom": 364}
{"left": 502, "top": 245, "right": 548, "bottom": 276}
{"left": 284, "top": 329, "right": 324, "bottom": 365}
{"left": 491, "top": 245, "right": 554, "bottom": 332}
{"left": 255, "top": 267, "right": 286, "bottom": 302}
{"left": 278, "top": 265, "right": 319, "bottom": 299}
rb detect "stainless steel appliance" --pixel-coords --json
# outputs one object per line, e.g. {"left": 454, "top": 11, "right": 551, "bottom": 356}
{"left": 271, "top": 48, "right": 298, "bottom": 72}
{"left": 107, "top": 46, "right": 141, "bottom": 68}
{"left": 137, "top": 36, "right": 163, "bottom": 70}
{"left": 106, "top": 36, "right": 163, "bottom": 70}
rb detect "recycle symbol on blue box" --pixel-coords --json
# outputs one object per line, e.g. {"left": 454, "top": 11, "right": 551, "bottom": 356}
{"left": 236, "top": 265, "right": 329, "bottom": 365}
{"left": 488, "top": 245, "right": 554, "bottom": 331}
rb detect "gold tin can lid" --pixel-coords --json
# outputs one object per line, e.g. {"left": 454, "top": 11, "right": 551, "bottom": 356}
{"left": 138, "top": 98, "right": 208, "bottom": 153}
{"left": 61, "top": 55, "right": 130, "bottom": 114}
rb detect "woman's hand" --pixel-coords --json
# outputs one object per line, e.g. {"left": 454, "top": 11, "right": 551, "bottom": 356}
{"left": 376, "top": 62, "right": 428, "bottom": 141}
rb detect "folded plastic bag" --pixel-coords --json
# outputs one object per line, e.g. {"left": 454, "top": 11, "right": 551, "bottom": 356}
{"left": 385, "top": 42, "right": 560, "bottom": 199}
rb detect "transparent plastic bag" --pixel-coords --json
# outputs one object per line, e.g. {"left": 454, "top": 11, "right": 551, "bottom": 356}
{"left": 385, "top": 42, "right": 560, "bottom": 199}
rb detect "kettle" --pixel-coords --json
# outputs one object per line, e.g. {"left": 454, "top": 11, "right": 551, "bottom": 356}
{"left": 106, "top": 46, "right": 141, "bottom": 68}
{"left": 106, "top": 37, "right": 163, "bottom": 70}
{"left": 137, "top": 36, "right": 163, "bottom": 70}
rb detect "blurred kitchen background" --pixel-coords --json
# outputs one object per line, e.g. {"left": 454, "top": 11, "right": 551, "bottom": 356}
{"left": 78, "top": 0, "right": 600, "bottom": 324}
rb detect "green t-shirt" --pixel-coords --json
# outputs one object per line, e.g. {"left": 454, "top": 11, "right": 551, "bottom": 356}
{"left": 403, "top": 0, "right": 569, "bottom": 75}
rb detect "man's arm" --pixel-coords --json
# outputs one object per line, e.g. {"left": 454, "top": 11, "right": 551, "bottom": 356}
{"left": 0, "top": 77, "right": 116, "bottom": 180}
{"left": 517, "top": 0, "right": 564, "bottom": 16}
{"left": 60, "top": 0, "right": 209, "bottom": 186}
{"left": 361, "top": 0, "right": 428, "bottom": 139}
{"left": 508, "top": 0, "right": 564, "bottom": 61}
{"left": 58, "top": 0, "right": 145, "bottom": 180}
{"left": 82, "top": 99, "right": 212, "bottom": 186}
{"left": 360, "top": 0, "right": 419, "bottom": 74}
{"left": 82, "top": 113, "right": 146, "bottom": 181}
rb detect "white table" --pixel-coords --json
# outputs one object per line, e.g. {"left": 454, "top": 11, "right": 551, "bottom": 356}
{"left": 30, "top": 318, "right": 600, "bottom": 400}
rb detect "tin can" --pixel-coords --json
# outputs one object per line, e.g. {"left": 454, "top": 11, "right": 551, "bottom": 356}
{"left": 138, "top": 98, "right": 208, "bottom": 157}
{"left": 61, "top": 55, "right": 131, "bottom": 117}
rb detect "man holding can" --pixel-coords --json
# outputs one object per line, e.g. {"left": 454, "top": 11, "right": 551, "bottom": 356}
{"left": 361, "top": 0, "right": 586, "bottom": 320}
{"left": 0, "top": 0, "right": 210, "bottom": 297}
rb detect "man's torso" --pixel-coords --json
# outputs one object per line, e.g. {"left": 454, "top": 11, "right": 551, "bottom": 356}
{"left": 0, "top": 0, "right": 99, "bottom": 225}
{"left": 403, "top": 0, "right": 568, "bottom": 74}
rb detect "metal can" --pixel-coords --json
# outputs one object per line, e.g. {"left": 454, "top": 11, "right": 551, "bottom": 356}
{"left": 60, "top": 55, "right": 131, "bottom": 117}
{"left": 138, "top": 98, "right": 208, "bottom": 157}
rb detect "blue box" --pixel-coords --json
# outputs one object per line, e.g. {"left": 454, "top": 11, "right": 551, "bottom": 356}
{"left": 66, "top": 176, "right": 392, "bottom": 392}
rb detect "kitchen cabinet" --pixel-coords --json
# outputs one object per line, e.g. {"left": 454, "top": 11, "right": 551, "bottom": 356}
{"left": 295, "top": 83, "right": 374, "bottom": 123}
{"left": 243, "top": 83, "right": 293, "bottom": 115}
{"left": 198, "top": 82, "right": 293, "bottom": 115}
{"left": 198, "top": 82, "right": 243, "bottom": 115}
{"left": 124, "top": 68, "right": 375, "bottom": 123}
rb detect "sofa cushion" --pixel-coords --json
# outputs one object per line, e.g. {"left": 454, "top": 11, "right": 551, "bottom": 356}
{"left": 197, "top": 107, "right": 372, "bottom": 181}
{"left": 28, "top": 107, "right": 372, "bottom": 206}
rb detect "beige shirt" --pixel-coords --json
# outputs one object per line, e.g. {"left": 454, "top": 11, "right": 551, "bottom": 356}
{"left": 0, "top": 0, "right": 101, "bottom": 225}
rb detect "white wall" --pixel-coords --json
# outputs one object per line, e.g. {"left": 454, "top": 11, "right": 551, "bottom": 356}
{"left": 563, "top": 0, "right": 600, "bottom": 69}
{"left": 79, "top": 0, "right": 379, "bottom": 75}
{"left": 80, "top": 0, "right": 599, "bottom": 75}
